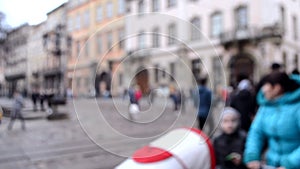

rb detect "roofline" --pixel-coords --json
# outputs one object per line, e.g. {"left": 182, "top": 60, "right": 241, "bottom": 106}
{"left": 46, "top": 2, "right": 68, "bottom": 16}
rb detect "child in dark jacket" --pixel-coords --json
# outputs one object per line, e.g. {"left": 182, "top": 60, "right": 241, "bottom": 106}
{"left": 213, "top": 107, "right": 247, "bottom": 169}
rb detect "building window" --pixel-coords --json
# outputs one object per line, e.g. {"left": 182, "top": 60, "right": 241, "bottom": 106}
{"left": 83, "top": 10, "right": 90, "bottom": 27}
{"left": 192, "top": 59, "right": 201, "bottom": 79}
{"left": 85, "top": 77, "right": 90, "bottom": 86}
{"left": 118, "top": 28, "right": 125, "bottom": 49}
{"left": 75, "top": 14, "right": 81, "bottom": 30}
{"left": 293, "top": 16, "right": 298, "bottom": 40}
{"left": 97, "top": 35, "right": 102, "bottom": 54}
{"left": 168, "top": 23, "right": 177, "bottom": 45}
{"left": 212, "top": 56, "right": 223, "bottom": 90}
{"left": 106, "top": 2, "right": 113, "bottom": 18}
{"left": 211, "top": 12, "right": 223, "bottom": 38}
{"left": 190, "top": 17, "right": 201, "bottom": 41}
{"left": 119, "top": 73, "right": 123, "bottom": 86}
{"left": 235, "top": 6, "right": 248, "bottom": 29}
{"left": 96, "top": 6, "right": 103, "bottom": 22}
{"left": 170, "top": 62, "right": 175, "bottom": 81}
{"left": 85, "top": 40, "right": 89, "bottom": 57}
{"left": 108, "top": 61, "right": 113, "bottom": 71}
{"left": 68, "top": 17, "right": 73, "bottom": 32}
{"left": 118, "top": 0, "right": 125, "bottom": 14}
{"left": 76, "top": 41, "right": 81, "bottom": 56}
{"left": 138, "top": 0, "right": 145, "bottom": 15}
{"left": 138, "top": 31, "right": 146, "bottom": 49}
{"left": 152, "top": 27, "right": 160, "bottom": 47}
{"left": 76, "top": 77, "right": 81, "bottom": 88}
{"left": 167, "top": 0, "right": 177, "bottom": 8}
{"left": 162, "top": 68, "right": 166, "bottom": 78}
{"left": 281, "top": 6, "right": 285, "bottom": 33}
{"left": 295, "top": 54, "right": 299, "bottom": 69}
{"left": 282, "top": 51, "right": 287, "bottom": 70}
{"left": 154, "top": 64, "right": 159, "bottom": 83}
{"left": 107, "top": 32, "right": 113, "bottom": 50}
{"left": 152, "top": 0, "right": 159, "bottom": 12}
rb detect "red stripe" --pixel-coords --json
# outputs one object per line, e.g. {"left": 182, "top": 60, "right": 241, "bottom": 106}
{"left": 133, "top": 146, "right": 189, "bottom": 169}
{"left": 132, "top": 146, "right": 173, "bottom": 163}
{"left": 185, "top": 128, "right": 216, "bottom": 169}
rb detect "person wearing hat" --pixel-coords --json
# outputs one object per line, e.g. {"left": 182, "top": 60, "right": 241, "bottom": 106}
{"left": 213, "top": 107, "right": 247, "bottom": 169}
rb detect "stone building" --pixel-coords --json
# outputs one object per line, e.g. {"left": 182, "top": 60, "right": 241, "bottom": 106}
{"left": 42, "top": 2, "right": 71, "bottom": 96}
{"left": 4, "top": 24, "right": 30, "bottom": 97}
{"left": 67, "top": 0, "right": 126, "bottom": 97}
{"left": 124, "top": 0, "right": 300, "bottom": 93}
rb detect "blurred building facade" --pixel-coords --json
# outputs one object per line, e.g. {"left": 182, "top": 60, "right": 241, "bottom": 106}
{"left": 42, "top": 3, "right": 71, "bottom": 96}
{"left": 3, "top": 3, "right": 70, "bottom": 97}
{"left": 4, "top": 24, "right": 30, "bottom": 97}
{"left": 67, "top": 0, "right": 126, "bottom": 97}
{"left": 1, "top": 0, "right": 299, "bottom": 97}
{"left": 0, "top": 36, "right": 6, "bottom": 96}
{"left": 27, "top": 22, "right": 46, "bottom": 94}
{"left": 124, "top": 0, "right": 300, "bottom": 92}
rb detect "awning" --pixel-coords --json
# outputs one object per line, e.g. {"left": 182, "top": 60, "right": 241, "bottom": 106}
{"left": 5, "top": 73, "right": 25, "bottom": 81}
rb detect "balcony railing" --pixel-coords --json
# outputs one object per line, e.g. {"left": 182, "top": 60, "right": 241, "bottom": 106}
{"left": 126, "top": 49, "right": 152, "bottom": 59}
{"left": 220, "top": 24, "right": 284, "bottom": 46}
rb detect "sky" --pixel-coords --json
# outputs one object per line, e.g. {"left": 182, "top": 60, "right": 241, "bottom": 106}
{"left": 0, "top": 0, "right": 67, "bottom": 28}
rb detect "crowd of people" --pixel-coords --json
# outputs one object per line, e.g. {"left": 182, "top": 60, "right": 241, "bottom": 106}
{"left": 5, "top": 88, "right": 65, "bottom": 130}
{"left": 212, "top": 63, "right": 300, "bottom": 169}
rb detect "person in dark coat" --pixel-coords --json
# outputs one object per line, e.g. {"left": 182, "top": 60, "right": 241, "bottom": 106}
{"left": 214, "top": 107, "right": 247, "bottom": 169}
{"left": 194, "top": 77, "right": 212, "bottom": 130}
{"left": 39, "top": 89, "right": 45, "bottom": 111}
{"left": 31, "top": 88, "right": 39, "bottom": 111}
{"left": 230, "top": 79, "right": 256, "bottom": 132}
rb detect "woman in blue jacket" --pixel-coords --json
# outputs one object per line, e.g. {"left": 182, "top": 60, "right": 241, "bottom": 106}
{"left": 244, "top": 72, "right": 300, "bottom": 169}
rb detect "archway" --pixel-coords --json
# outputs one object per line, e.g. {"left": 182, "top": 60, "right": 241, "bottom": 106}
{"left": 95, "top": 71, "right": 111, "bottom": 97}
{"left": 135, "top": 66, "right": 149, "bottom": 94}
{"left": 228, "top": 53, "right": 255, "bottom": 87}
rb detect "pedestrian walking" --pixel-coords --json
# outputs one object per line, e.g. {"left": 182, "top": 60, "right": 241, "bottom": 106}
{"left": 0, "top": 106, "right": 3, "bottom": 125}
{"left": 230, "top": 79, "right": 256, "bottom": 132}
{"left": 128, "top": 85, "right": 141, "bottom": 120}
{"left": 194, "top": 77, "right": 212, "bottom": 130}
{"left": 31, "top": 88, "right": 39, "bottom": 112}
{"left": 169, "top": 85, "right": 180, "bottom": 111}
{"left": 8, "top": 90, "right": 26, "bottom": 130}
{"left": 214, "top": 107, "right": 247, "bottom": 169}
{"left": 39, "top": 89, "right": 45, "bottom": 111}
{"left": 134, "top": 85, "right": 142, "bottom": 107}
{"left": 244, "top": 72, "right": 300, "bottom": 169}
{"left": 128, "top": 86, "right": 136, "bottom": 104}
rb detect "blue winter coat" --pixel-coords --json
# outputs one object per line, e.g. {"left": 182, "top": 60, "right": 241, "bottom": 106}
{"left": 244, "top": 75, "right": 300, "bottom": 169}
{"left": 197, "top": 86, "right": 212, "bottom": 118}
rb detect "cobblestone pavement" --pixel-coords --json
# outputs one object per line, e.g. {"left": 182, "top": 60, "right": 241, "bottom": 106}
{"left": 0, "top": 97, "right": 223, "bottom": 169}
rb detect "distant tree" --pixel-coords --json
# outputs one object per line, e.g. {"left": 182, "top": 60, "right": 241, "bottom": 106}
{"left": 0, "top": 12, "right": 10, "bottom": 67}
{"left": 0, "top": 12, "right": 10, "bottom": 43}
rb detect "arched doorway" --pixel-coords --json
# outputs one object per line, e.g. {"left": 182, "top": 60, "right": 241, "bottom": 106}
{"left": 135, "top": 67, "right": 149, "bottom": 94}
{"left": 95, "top": 71, "right": 111, "bottom": 97}
{"left": 228, "top": 53, "right": 255, "bottom": 87}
